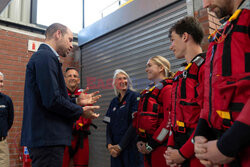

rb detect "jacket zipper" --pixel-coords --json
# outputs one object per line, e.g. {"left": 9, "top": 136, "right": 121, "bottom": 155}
{"left": 208, "top": 45, "right": 217, "bottom": 127}
{"left": 173, "top": 81, "right": 179, "bottom": 128}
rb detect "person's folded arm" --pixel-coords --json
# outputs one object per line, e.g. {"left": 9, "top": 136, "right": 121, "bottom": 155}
{"left": 106, "top": 124, "right": 113, "bottom": 148}
{"left": 217, "top": 98, "right": 250, "bottom": 157}
{"left": 179, "top": 128, "right": 196, "bottom": 159}
{"left": 119, "top": 124, "right": 137, "bottom": 150}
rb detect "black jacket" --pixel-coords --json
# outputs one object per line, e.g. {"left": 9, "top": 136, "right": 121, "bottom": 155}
{"left": 0, "top": 92, "right": 14, "bottom": 137}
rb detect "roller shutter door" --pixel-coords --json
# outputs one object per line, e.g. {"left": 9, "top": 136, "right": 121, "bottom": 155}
{"left": 80, "top": 1, "right": 187, "bottom": 166}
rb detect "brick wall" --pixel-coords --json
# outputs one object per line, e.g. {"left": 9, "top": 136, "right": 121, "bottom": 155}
{"left": 0, "top": 4, "right": 222, "bottom": 167}
{"left": 194, "top": 8, "right": 221, "bottom": 51}
{"left": 0, "top": 27, "right": 79, "bottom": 167}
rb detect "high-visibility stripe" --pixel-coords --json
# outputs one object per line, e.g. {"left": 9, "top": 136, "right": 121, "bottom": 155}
{"left": 176, "top": 120, "right": 185, "bottom": 127}
{"left": 139, "top": 128, "right": 145, "bottom": 133}
{"left": 103, "top": 116, "right": 111, "bottom": 123}
{"left": 185, "top": 63, "right": 192, "bottom": 70}
{"left": 216, "top": 110, "right": 231, "bottom": 119}
{"left": 156, "top": 128, "right": 169, "bottom": 142}
{"left": 229, "top": 9, "right": 242, "bottom": 21}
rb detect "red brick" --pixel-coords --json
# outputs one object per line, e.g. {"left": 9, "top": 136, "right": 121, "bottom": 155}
{"left": 199, "top": 8, "right": 208, "bottom": 17}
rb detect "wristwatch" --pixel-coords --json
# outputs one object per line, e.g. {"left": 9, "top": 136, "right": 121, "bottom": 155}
{"left": 145, "top": 143, "right": 153, "bottom": 152}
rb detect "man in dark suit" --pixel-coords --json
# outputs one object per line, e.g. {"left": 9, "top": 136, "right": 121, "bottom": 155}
{"left": 21, "top": 23, "right": 100, "bottom": 167}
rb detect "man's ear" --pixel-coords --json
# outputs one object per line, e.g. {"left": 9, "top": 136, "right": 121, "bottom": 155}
{"left": 54, "top": 30, "right": 61, "bottom": 40}
{"left": 182, "top": 32, "right": 189, "bottom": 42}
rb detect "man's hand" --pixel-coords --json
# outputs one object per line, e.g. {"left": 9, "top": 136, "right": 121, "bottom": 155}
{"left": 82, "top": 106, "right": 100, "bottom": 119}
{"left": 77, "top": 87, "right": 101, "bottom": 106}
{"left": 195, "top": 140, "right": 234, "bottom": 166}
{"left": 194, "top": 136, "right": 208, "bottom": 155}
{"left": 164, "top": 147, "right": 185, "bottom": 165}
{"left": 194, "top": 136, "right": 214, "bottom": 167}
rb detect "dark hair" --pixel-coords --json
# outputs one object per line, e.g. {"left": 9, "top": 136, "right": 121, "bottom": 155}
{"left": 45, "top": 23, "right": 68, "bottom": 39}
{"left": 169, "top": 16, "right": 204, "bottom": 45}
{"left": 65, "top": 67, "right": 78, "bottom": 73}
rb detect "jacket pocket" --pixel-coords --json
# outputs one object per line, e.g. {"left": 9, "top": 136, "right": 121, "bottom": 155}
{"left": 138, "top": 111, "right": 159, "bottom": 135}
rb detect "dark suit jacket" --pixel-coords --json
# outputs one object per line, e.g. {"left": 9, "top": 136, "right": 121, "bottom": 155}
{"left": 21, "top": 44, "right": 83, "bottom": 147}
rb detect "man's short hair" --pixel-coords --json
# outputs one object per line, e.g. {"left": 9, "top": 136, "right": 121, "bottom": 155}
{"left": 0, "top": 72, "right": 4, "bottom": 78}
{"left": 45, "top": 23, "right": 68, "bottom": 39}
{"left": 169, "top": 16, "right": 204, "bottom": 45}
{"left": 65, "top": 67, "right": 78, "bottom": 73}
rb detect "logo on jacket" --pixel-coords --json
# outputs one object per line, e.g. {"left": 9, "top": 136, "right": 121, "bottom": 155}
{"left": 120, "top": 101, "right": 126, "bottom": 108}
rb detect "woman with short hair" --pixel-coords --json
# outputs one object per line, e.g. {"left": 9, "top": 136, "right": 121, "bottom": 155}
{"left": 103, "top": 69, "right": 144, "bottom": 167}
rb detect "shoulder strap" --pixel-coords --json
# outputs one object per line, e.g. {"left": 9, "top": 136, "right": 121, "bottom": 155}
{"left": 221, "top": 9, "right": 249, "bottom": 76}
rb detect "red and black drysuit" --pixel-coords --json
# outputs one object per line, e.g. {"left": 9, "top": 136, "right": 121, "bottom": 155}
{"left": 62, "top": 88, "right": 95, "bottom": 167}
{"left": 133, "top": 79, "right": 172, "bottom": 167}
{"left": 167, "top": 53, "right": 206, "bottom": 167}
{"left": 194, "top": 6, "right": 250, "bottom": 167}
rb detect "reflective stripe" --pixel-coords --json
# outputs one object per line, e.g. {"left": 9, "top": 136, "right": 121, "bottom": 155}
{"left": 103, "top": 116, "right": 111, "bottom": 123}
{"left": 176, "top": 120, "right": 185, "bottom": 127}
{"left": 193, "top": 56, "right": 204, "bottom": 67}
{"left": 139, "top": 128, "right": 145, "bottom": 133}
{"left": 149, "top": 86, "right": 155, "bottom": 91}
{"left": 132, "top": 111, "right": 137, "bottom": 119}
{"left": 155, "top": 82, "right": 163, "bottom": 89}
{"left": 156, "top": 128, "right": 169, "bottom": 142}
{"left": 216, "top": 110, "right": 231, "bottom": 119}
{"left": 191, "top": 138, "right": 195, "bottom": 144}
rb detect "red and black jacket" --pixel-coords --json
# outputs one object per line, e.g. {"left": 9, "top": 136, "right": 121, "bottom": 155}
{"left": 167, "top": 53, "right": 206, "bottom": 159}
{"left": 67, "top": 88, "right": 92, "bottom": 133}
{"left": 195, "top": 8, "right": 250, "bottom": 165}
{"left": 133, "top": 78, "right": 172, "bottom": 149}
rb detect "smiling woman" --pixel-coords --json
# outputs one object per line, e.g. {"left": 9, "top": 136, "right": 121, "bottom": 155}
{"left": 103, "top": 69, "right": 144, "bottom": 167}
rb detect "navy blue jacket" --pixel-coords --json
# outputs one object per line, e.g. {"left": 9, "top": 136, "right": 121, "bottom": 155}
{"left": 104, "top": 89, "right": 139, "bottom": 149}
{"left": 104, "top": 89, "right": 144, "bottom": 167}
{"left": 21, "top": 44, "right": 83, "bottom": 148}
{"left": 0, "top": 92, "right": 14, "bottom": 137}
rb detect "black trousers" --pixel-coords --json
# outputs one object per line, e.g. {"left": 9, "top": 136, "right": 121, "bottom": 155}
{"left": 28, "top": 146, "right": 65, "bottom": 167}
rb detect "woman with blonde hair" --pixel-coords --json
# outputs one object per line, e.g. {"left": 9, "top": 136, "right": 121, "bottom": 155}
{"left": 133, "top": 56, "right": 173, "bottom": 167}
{"left": 103, "top": 69, "right": 144, "bottom": 167}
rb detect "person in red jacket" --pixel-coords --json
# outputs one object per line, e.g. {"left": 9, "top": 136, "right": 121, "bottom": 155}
{"left": 164, "top": 16, "right": 205, "bottom": 167}
{"left": 133, "top": 55, "right": 173, "bottom": 167}
{"left": 194, "top": 0, "right": 250, "bottom": 167}
{"left": 62, "top": 67, "right": 94, "bottom": 167}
